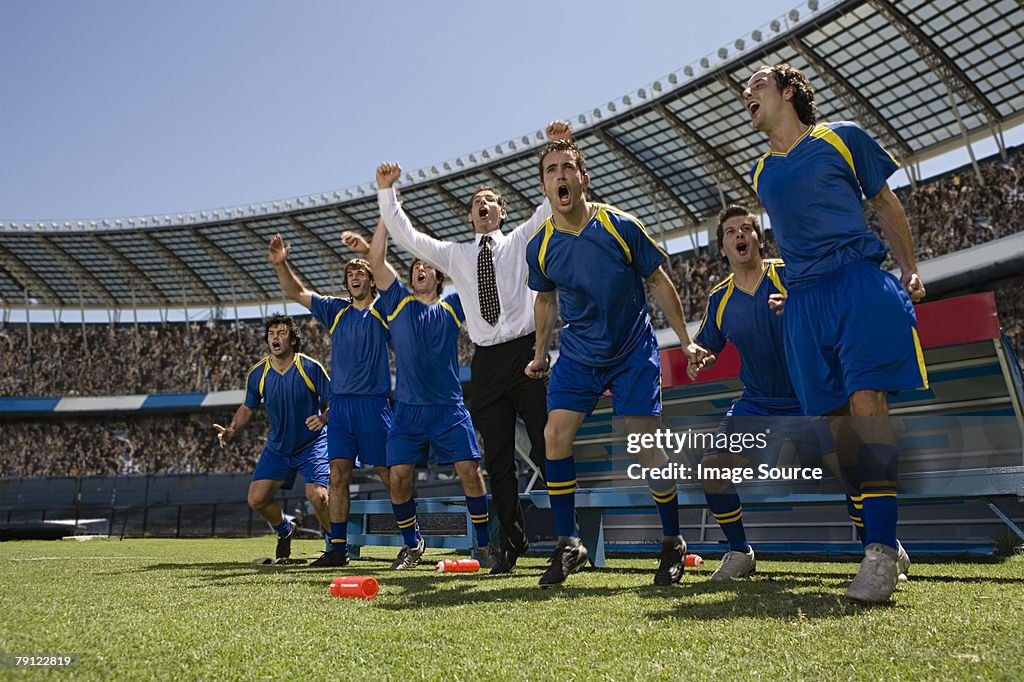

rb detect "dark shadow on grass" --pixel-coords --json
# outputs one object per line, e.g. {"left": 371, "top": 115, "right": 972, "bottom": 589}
{"left": 640, "top": 574, "right": 893, "bottom": 621}
{"left": 764, "top": 569, "right": 1024, "bottom": 585}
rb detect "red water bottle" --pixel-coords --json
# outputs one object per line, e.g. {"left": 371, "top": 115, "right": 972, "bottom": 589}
{"left": 329, "top": 576, "right": 379, "bottom": 599}
{"left": 685, "top": 553, "right": 704, "bottom": 568}
{"left": 435, "top": 559, "right": 481, "bottom": 573}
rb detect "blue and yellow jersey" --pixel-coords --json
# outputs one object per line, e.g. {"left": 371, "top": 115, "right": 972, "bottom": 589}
{"left": 244, "top": 353, "right": 330, "bottom": 455}
{"left": 751, "top": 121, "right": 897, "bottom": 286}
{"left": 696, "top": 259, "right": 801, "bottom": 411}
{"left": 525, "top": 203, "right": 667, "bottom": 368}
{"left": 310, "top": 293, "right": 391, "bottom": 397}
{"left": 375, "top": 280, "right": 465, "bottom": 406}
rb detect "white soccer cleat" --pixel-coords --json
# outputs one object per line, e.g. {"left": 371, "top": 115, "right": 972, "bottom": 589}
{"left": 709, "top": 546, "right": 756, "bottom": 581}
{"left": 896, "top": 540, "right": 911, "bottom": 582}
{"left": 846, "top": 542, "right": 899, "bottom": 603}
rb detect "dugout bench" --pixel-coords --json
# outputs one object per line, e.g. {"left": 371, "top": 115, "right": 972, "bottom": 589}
{"left": 348, "top": 294, "right": 1024, "bottom": 563}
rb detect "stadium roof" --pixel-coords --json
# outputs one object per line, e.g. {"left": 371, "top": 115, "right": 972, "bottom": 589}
{"left": 2, "top": 0, "right": 1023, "bottom": 309}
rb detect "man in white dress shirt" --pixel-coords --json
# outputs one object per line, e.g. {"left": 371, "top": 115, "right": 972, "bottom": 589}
{"left": 375, "top": 120, "right": 570, "bottom": 573}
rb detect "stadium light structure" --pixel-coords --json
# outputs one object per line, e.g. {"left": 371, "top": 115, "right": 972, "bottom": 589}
{"left": 752, "top": 29, "right": 763, "bottom": 42}
{"left": 808, "top": 0, "right": 819, "bottom": 9}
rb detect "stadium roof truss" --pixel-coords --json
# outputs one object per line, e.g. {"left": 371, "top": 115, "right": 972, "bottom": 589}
{"left": 2, "top": 0, "right": 1022, "bottom": 309}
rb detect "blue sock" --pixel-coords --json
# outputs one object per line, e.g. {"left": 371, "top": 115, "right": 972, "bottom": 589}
{"left": 705, "top": 487, "right": 748, "bottom": 552}
{"left": 391, "top": 498, "right": 421, "bottom": 548}
{"left": 329, "top": 522, "right": 348, "bottom": 554}
{"left": 272, "top": 519, "right": 292, "bottom": 539}
{"left": 546, "top": 457, "right": 578, "bottom": 538}
{"left": 466, "top": 494, "right": 490, "bottom": 548}
{"left": 845, "top": 495, "right": 865, "bottom": 545}
{"left": 857, "top": 443, "right": 899, "bottom": 549}
{"left": 650, "top": 485, "right": 680, "bottom": 537}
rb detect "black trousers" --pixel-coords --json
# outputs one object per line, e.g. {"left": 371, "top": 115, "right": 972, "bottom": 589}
{"left": 468, "top": 332, "right": 548, "bottom": 553}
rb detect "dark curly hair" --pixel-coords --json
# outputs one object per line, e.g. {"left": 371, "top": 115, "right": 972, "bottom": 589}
{"left": 765, "top": 63, "right": 818, "bottom": 126}
{"left": 536, "top": 139, "right": 588, "bottom": 184}
{"left": 716, "top": 205, "right": 764, "bottom": 264}
{"left": 264, "top": 314, "right": 301, "bottom": 353}
{"left": 409, "top": 258, "right": 445, "bottom": 297}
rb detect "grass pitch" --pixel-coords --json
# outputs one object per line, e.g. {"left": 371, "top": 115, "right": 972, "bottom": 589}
{"left": 1, "top": 537, "right": 1022, "bottom": 680}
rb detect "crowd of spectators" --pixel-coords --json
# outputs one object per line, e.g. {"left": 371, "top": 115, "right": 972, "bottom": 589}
{"left": 0, "top": 410, "right": 266, "bottom": 478}
{"left": 1, "top": 147, "right": 1022, "bottom": 477}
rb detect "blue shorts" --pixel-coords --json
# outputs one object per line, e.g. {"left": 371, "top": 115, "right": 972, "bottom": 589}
{"left": 784, "top": 261, "right": 929, "bottom": 416}
{"left": 547, "top": 337, "right": 662, "bottom": 416}
{"left": 252, "top": 435, "right": 330, "bottom": 490}
{"left": 708, "top": 398, "right": 834, "bottom": 465}
{"left": 327, "top": 394, "right": 392, "bottom": 467}
{"left": 387, "top": 402, "right": 481, "bottom": 467}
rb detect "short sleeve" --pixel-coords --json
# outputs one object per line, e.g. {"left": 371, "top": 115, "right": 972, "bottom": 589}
{"left": 376, "top": 280, "right": 410, "bottom": 319}
{"left": 839, "top": 122, "right": 898, "bottom": 200}
{"left": 244, "top": 363, "right": 264, "bottom": 408}
{"left": 618, "top": 214, "right": 667, "bottom": 279}
{"left": 525, "top": 229, "right": 556, "bottom": 293}
{"left": 695, "top": 295, "right": 726, "bottom": 354}
{"left": 310, "top": 294, "right": 349, "bottom": 330}
{"left": 306, "top": 357, "right": 331, "bottom": 402}
{"left": 444, "top": 292, "right": 466, "bottom": 325}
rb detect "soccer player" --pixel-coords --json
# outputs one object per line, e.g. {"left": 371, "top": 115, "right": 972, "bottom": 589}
{"left": 268, "top": 234, "right": 392, "bottom": 567}
{"left": 688, "top": 205, "right": 909, "bottom": 582}
{"left": 742, "top": 64, "right": 927, "bottom": 602}
{"left": 347, "top": 171, "right": 493, "bottom": 570}
{"left": 374, "top": 121, "right": 569, "bottom": 574}
{"left": 214, "top": 314, "right": 331, "bottom": 562}
{"left": 524, "top": 139, "right": 699, "bottom": 587}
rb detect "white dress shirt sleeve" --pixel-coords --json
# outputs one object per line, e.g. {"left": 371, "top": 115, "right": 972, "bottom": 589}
{"left": 508, "top": 198, "right": 553, "bottom": 248}
{"left": 377, "top": 188, "right": 454, "bottom": 272}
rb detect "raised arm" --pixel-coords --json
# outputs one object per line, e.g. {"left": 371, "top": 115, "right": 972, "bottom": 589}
{"left": 268, "top": 234, "right": 314, "bottom": 309}
{"left": 376, "top": 162, "right": 453, "bottom": 272}
{"left": 213, "top": 404, "right": 253, "bottom": 448}
{"left": 646, "top": 266, "right": 700, "bottom": 367}
{"left": 869, "top": 185, "right": 925, "bottom": 302}
{"left": 366, "top": 216, "right": 399, "bottom": 292}
{"left": 508, "top": 121, "right": 573, "bottom": 242}
{"left": 525, "top": 290, "right": 558, "bottom": 378}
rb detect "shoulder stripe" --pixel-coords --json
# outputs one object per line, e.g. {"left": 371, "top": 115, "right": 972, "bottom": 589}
{"left": 715, "top": 279, "right": 736, "bottom": 329}
{"left": 766, "top": 261, "right": 787, "bottom": 297}
{"left": 595, "top": 206, "right": 632, "bottom": 264}
{"left": 298, "top": 353, "right": 330, "bottom": 382}
{"left": 368, "top": 303, "right": 390, "bottom": 330}
{"left": 537, "top": 220, "right": 555, "bottom": 279}
{"left": 256, "top": 358, "right": 272, "bottom": 400}
{"left": 751, "top": 151, "right": 771, "bottom": 193}
{"left": 810, "top": 124, "right": 856, "bottom": 179}
{"left": 438, "top": 301, "right": 463, "bottom": 329}
{"left": 328, "top": 304, "right": 352, "bottom": 335}
{"left": 386, "top": 295, "right": 417, "bottom": 322}
{"left": 294, "top": 354, "right": 317, "bottom": 394}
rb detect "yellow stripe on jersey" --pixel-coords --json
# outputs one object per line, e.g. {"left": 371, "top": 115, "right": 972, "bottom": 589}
{"left": 257, "top": 358, "right": 272, "bottom": 400}
{"left": 537, "top": 221, "right": 555, "bottom": 279}
{"left": 695, "top": 277, "right": 733, "bottom": 338}
{"left": 765, "top": 258, "right": 788, "bottom": 297}
{"left": 810, "top": 124, "right": 856, "bottom": 179}
{"left": 601, "top": 203, "right": 669, "bottom": 258}
{"left": 715, "top": 278, "right": 736, "bottom": 329}
{"left": 328, "top": 304, "right": 352, "bottom": 335}
{"left": 912, "top": 327, "right": 929, "bottom": 389}
{"left": 386, "top": 296, "right": 417, "bottom": 322}
{"left": 368, "top": 303, "right": 390, "bottom": 330}
{"left": 751, "top": 151, "right": 771, "bottom": 193}
{"left": 595, "top": 205, "right": 632, "bottom": 264}
{"left": 293, "top": 354, "right": 317, "bottom": 394}
{"left": 438, "top": 301, "right": 462, "bottom": 329}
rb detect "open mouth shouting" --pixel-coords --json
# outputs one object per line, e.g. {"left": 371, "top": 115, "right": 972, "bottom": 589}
{"left": 556, "top": 183, "right": 571, "bottom": 206}
{"left": 735, "top": 240, "right": 749, "bottom": 256}
{"left": 270, "top": 340, "right": 282, "bottom": 352}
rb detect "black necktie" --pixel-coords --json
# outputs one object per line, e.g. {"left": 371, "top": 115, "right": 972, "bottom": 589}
{"left": 478, "top": 235, "right": 500, "bottom": 326}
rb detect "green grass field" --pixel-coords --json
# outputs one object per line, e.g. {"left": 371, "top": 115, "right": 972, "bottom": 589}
{"left": 1, "top": 537, "right": 1022, "bottom": 680}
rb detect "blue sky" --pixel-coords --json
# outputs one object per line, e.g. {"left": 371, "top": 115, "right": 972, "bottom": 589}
{"left": 6, "top": 0, "right": 992, "bottom": 223}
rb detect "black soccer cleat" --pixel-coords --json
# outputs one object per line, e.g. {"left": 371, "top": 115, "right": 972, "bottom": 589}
{"left": 275, "top": 521, "right": 297, "bottom": 561}
{"left": 538, "top": 537, "right": 589, "bottom": 587}
{"left": 653, "top": 536, "right": 686, "bottom": 587}
{"left": 309, "top": 549, "right": 350, "bottom": 567}
{"left": 490, "top": 541, "right": 529, "bottom": 575}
